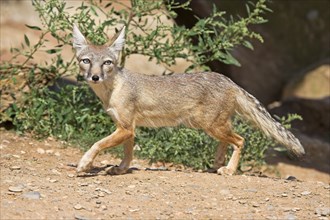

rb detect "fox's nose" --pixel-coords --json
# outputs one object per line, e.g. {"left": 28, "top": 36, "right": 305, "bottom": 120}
{"left": 92, "top": 75, "right": 99, "bottom": 82}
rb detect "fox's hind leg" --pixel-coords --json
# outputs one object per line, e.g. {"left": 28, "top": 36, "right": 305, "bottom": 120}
{"left": 212, "top": 142, "right": 228, "bottom": 170}
{"left": 206, "top": 121, "right": 244, "bottom": 175}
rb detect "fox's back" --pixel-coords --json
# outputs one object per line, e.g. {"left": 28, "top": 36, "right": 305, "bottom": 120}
{"left": 119, "top": 70, "right": 238, "bottom": 128}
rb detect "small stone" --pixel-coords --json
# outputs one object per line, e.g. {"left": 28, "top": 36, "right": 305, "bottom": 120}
{"left": 37, "top": 148, "right": 45, "bottom": 154}
{"left": 46, "top": 149, "right": 54, "bottom": 154}
{"left": 285, "top": 213, "right": 296, "bottom": 220}
{"left": 316, "top": 207, "right": 330, "bottom": 216}
{"left": 129, "top": 208, "right": 140, "bottom": 212}
{"left": 301, "top": 191, "right": 311, "bottom": 196}
{"left": 9, "top": 186, "right": 23, "bottom": 192}
{"left": 96, "top": 201, "right": 101, "bottom": 204}
{"left": 100, "top": 205, "right": 107, "bottom": 211}
{"left": 286, "top": 176, "right": 298, "bottom": 181}
{"left": 10, "top": 166, "right": 21, "bottom": 170}
{"left": 74, "top": 204, "right": 83, "bottom": 210}
{"left": 281, "top": 193, "right": 288, "bottom": 197}
{"left": 74, "top": 214, "right": 89, "bottom": 220}
{"left": 252, "top": 203, "right": 260, "bottom": 207}
{"left": 22, "top": 191, "right": 41, "bottom": 200}
{"left": 54, "top": 152, "right": 61, "bottom": 157}
{"left": 238, "top": 200, "right": 247, "bottom": 204}
{"left": 128, "top": 185, "right": 136, "bottom": 189}
{"left": 49, "top": 179, "right": 58, "bottom": 183}
{"left": 51, "top": 169, "right": 61, "bottom": 175}
{"left": 67, "top": 174, "right": 75, "bottom": 178}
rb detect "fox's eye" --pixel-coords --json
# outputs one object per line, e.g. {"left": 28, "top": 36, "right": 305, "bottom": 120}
{"left": 103, "top": 60, "right": 112, "bottom": 65}
{"left": 81, "top": 59, "right": 90, "bottom": 64}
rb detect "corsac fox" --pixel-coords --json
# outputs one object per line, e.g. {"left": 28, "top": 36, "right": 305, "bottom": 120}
{"left": 72, "top": 24, "right": 305, "bottom": 175}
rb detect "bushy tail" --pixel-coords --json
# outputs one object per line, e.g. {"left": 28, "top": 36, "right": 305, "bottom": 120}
{"left": 235, "top": 88, "right": 305, "bottom": 158}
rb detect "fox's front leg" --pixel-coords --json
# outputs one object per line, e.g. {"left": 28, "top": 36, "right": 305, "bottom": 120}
{"left": 77, "top": 127, "right": 134, "bottom": 173}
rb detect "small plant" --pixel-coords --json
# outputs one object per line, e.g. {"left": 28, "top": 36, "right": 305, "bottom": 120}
{"left": 0, "top": 0, "right": 299, "bottom": 171}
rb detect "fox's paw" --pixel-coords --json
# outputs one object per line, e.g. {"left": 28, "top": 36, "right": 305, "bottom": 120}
{"left": 217, "top": 166, "right": 235, "bottom": 176}
{"left": 105, "top": 166, "right": 129, "bottom": 175}
{"left": 77, "top": 158, "right": 94, "bottom": 173}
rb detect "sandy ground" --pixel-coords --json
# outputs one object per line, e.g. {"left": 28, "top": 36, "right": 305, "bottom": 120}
{"left": 1, "top": 130, "right": 329, "bottom": 220}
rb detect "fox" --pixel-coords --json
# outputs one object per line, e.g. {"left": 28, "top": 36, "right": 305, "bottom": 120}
{"left": 72, "top": 24, "right": 305, "bottom": 176}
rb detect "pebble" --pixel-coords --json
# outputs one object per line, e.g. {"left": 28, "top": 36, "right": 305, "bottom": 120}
{"left": 8, "top": 186, "right": 23, "bottom": 192}
{"left": 46, "top": 149, "right": 54, "bottom": 154}
{"left": 100, "top": 205, "right": 107, "bottom": 211}
{"left": 281, "top": 193, "right": 288, "bottom": 197}
{"left": 238, "top": 200, "right": 247, "bottom": 204}
{"left": 37, "top": 148, "right": 45, "bottom": 154}
{"left": 10, "top": 166, "right": 21, "bottom": 170}
{"left": 22, "top": 191, "right": 41, "bottom": 200}
{"left": 315, "top": 207, "right": 330, "bottom": 216}
{"left": 49, "top": 179, "right": 58, "bottom": 183}
{"left": 301, "top": 191, "right": 311, "bottom": 196}
{"left": 67, "top": 174, "right": 75, "bottom": 178}
{"left": 54, "top": 152, "right": 61, "bottom": 157}
{"left": 74, "top": 204, "right": 84, "bottom": 210}
{"left": 74, "top": 214, "right": 89, "bottom": 220}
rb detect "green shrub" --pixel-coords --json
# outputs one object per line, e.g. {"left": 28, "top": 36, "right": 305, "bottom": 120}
{"left": 0, "top": 0, "right": 300, "bottom": 170}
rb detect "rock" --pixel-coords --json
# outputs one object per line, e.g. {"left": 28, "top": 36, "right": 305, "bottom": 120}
{"left": 286, "top": 176, "right": 298, "bottom": 181}
{"left": 100, "top": 205, "right": 107, "bottom": 211}
{"left": 283, "top": 63, "right": 330, "bottom": 100}
{"left": 316, "top": 207, "right": 330, "bottom": 216}
{"left": 74, "top": 214, "right": 89, "bottom": 220}
{"left": 46, "top": 149, "right": 54, "bottom": 154}
{"left": 37, "top": 148, "right": 45, "bottom": 154}
{"left": 49, "top": 179, "right": 58, "bottom": 183}
{"left": 8, "top": 186, "right": 23, "bottom": 192}
{"left": 22, "top": 191, "right": 41, "bottom": 200}
{"left": 301, "top": 191, "right": 311, "bottom": 196}
{"left": 74, "top": 204, "right": 83, "bottom": 210}
{"left": 10, "top": 166, "right": 21, "bottom": 170}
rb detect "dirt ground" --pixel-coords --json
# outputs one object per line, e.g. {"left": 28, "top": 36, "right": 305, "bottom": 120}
{"left": 0, "top": 130, "right": 329, "bottom": 220}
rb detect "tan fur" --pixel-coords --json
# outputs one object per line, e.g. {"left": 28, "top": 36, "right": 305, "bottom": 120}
{"left": 72, "top": 25, "right": 305, "bottom": 175}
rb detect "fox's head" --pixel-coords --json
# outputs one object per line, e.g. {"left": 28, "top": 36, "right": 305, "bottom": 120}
{"left": 72, "top": 24, "right": 126, "bottom": 83}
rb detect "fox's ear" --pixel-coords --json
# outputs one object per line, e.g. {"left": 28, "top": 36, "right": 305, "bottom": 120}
{"left": 109, "top": 26, "right": 126, "bottom": 59}
{"left": 72, "top": 24, "right": 87, "bottom": 56}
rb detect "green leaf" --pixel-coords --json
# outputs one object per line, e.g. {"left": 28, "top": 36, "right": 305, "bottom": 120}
{"left": 25, "top": 24, "right": 42, "bottom": 31}
{"left": 45, "top": 49, "right": 61, "bottom": 54}
{"left": 223, "top": 51, "right": 241, "bottom": 67}
{"left": 242, "top": 41, "right": 254, "bottom": 50}
{"left": 24, "top": 34, "right": 30, "bottom": 47}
